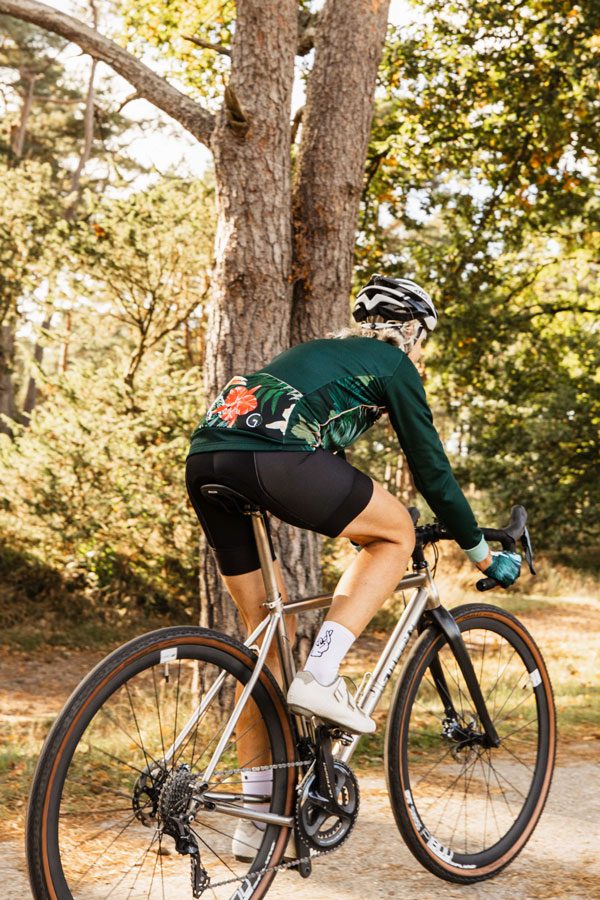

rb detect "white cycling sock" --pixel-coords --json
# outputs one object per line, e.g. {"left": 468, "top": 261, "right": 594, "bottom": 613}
{"left": 303, "top": 620, "right": 356, "bottom": 686}
{"left": 242, "top": 769, "right": 272, "bottom": 831}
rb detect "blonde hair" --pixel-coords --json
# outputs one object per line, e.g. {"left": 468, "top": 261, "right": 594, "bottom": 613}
{"left": 329, "top": 320, "right": 420, "bottom": 354}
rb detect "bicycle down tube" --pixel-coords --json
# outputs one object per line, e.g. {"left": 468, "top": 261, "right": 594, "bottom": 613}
{"left": 162, "top": 506, "right": 492, "bottom": 810}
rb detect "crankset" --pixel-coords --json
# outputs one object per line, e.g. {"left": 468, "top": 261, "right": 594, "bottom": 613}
{"left": 295, "top": 726, "right": 359, "bottom": 852}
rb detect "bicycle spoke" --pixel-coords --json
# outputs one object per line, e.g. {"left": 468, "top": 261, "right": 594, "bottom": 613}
{"left": 71, "top": 810, "right": 143, "bottom": 887}
{"left": 401, "top": 616, "right": 551, "bottom": 866}
{"left": 152, "top": 666, "right": 167, "bottom": 763}
{"left": 499, "top": 716, "right": 539, "bottom": 741}
{"left": 485, "top": 754, "right": 527, "bottom": 802}
{"left": 105, "top": 829, "right": 159, "bottom": 899}
{"left": 191, "top": 825, "right": 239, "bottom": 878}
{"left": 500, "top": 739, "right": 536, "bottom": 773}
{"left": 99, "top": 701, "right": 161, "bottom": 772}
{"left": 485, "top": 647, "right": 517, "bottom": 713}
{"left": 494, "top": 690, "right": 536, "bottom": 729}
{"left": 146, "top": 834, "right": 162, "bottom": 900}
{"left": 446, "top": 753, "right": 481, "bottom": 847}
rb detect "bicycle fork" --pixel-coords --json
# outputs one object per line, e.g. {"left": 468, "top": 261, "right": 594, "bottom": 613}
{"left": 427, "top": 606, "right": 500, "bottom": 749}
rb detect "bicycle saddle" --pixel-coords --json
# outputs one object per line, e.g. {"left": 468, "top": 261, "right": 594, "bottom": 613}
{"left": 199, "top": 483, "right": 263, "bottom": 515}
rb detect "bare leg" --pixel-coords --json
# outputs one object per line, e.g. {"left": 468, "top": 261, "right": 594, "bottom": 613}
{"left": 329, "top": 480, "right": 416, "bottom": 637}
{"left": 221, "top": 561, "right": 296, "bottom": 770}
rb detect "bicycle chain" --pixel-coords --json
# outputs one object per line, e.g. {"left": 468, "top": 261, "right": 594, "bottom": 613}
{"left": 191, "top": 759, "right": 336, "bottom": 895}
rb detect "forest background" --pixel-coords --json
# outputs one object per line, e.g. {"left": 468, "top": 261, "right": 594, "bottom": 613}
{"left": 0, "top": 0, "right": 598, "bottom": 655}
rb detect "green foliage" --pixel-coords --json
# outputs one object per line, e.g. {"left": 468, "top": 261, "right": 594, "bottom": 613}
{"left": 0, "top": 159, "right": 62, "bottom": 322}
{"left": 0, "top": 346, "right": 203, "bottom": 614}
{"left": 118, "top": 0, "right": 235, "bottom": 104}
{"left": 355, "top": 0, "right": 600, "bottom": 549}
{"left": 0, "top": 15, "right": 134, "bottom": 178}
{"left": 71, "top": 177, "right": 214, "bottom": 385}
{"left": 457, "top": 313, "right": 599, "bottom": 547}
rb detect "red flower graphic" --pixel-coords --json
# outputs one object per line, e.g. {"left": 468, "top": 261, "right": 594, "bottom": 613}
{"left": 214, "top": 385, "right": 259, "bottom": 426}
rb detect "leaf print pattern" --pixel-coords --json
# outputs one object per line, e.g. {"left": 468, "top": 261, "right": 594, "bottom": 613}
{"left": 201, "top": 372, "right": 303, "bottom": 437}
{"left": 266, "top": 403, "right": 294, "bottom": 434}
{"left": 196, "top": 369, "right": 387, "bottom": 451}
{"left": 320, "top": 404, "right": 383, "bottom": 450}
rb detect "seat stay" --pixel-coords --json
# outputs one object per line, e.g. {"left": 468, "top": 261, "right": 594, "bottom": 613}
{"left": 160, "top": 617, "right": 272, "bottom": 767}
{"left": 201, "top": 611, "right": 281, "bottom": 785}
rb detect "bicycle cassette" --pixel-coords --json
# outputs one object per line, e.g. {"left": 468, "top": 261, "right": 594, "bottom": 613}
{"left": 296, "top": 760, "right": 359, "bottom": 852}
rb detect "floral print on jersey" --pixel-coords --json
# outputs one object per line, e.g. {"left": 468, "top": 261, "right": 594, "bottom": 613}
{"left": 290, "top": 374, "right": 385, "bottom": 450}
{"left": 202, "top": 373, "right": 303, "bottom": 436}
{"left": 213, "top": 385, "right": 259, "bottom": 425}
{"left": 198, "top": 371, "right": 386, "bottom": 452}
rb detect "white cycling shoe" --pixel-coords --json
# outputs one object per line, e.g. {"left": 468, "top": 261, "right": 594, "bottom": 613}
{"left": 232, "top": 819, "right": 296, "bottom": 862}
{"left": 287, "top": 671, "right": 376, "bottom": 735}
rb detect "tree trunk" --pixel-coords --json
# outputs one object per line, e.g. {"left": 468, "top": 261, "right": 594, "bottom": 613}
{"left": 59, "top": 309, "right": 71, "bottom": 374}
{"left": 0, "top": 0, "right": 393, "bottom": 655}
{"left": 291, "top": 0, "right": 391, "bottom": 343}
{"left": 68, "top": 58, "right": 97, "bottom": 200}
{"left": 11, "top": 72, "right": 37, "bottom": 157}
{"left": 21, "top": 313, "right": 52, "bottom": 419}
{"left": 0, "top": 321, "right": 17, "bottom": 436}
{"left": 200, "top": 0, "right": 300, "bottom": 634}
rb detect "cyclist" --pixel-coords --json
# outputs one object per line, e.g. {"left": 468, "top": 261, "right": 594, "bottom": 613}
{"left": 186, "top": 275, "right": 521, "bottom": 737}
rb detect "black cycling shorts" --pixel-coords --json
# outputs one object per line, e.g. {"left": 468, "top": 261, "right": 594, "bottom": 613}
{"left": 185, "top": 449, "right": 373, "bottom": 576}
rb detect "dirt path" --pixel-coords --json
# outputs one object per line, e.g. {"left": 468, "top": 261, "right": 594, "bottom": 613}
{"left": 1, "top": 587, "right": 599, "bottom": 899}
{"left": 2, "top": 760, "right": 599, "bottom": 899}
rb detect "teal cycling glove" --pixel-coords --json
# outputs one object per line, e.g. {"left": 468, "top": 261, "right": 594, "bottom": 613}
{"left": 485, "top": 551, "right": 522, "bottom": 588}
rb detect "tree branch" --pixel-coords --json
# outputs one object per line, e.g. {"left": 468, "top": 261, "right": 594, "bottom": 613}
{"left": 297, "top": 9, "right": 318, "bottom": 56}
{"left": 183, "top": 34, "right": 231, "bottom": 57}
{"left": 224, "top": 84, "right": 249, "bottom": 134}
{"left": 291, "top": 106, "right": 303, "bottom": 144}
{"left": 0, "top": 0, "right": 215, "bottom": 146}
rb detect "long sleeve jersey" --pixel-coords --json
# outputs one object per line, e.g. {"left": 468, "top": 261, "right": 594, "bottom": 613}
{"left": 189, "top": 336, "right": 483, "bottom": 550}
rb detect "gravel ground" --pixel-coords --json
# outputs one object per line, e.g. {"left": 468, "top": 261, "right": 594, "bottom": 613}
{"left": 3, "top": 758, "right": 598, "bottom": 899}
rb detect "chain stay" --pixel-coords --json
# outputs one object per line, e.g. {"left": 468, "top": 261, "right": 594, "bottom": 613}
{"left": 192, "top": 759, "right": 335, "bottom": 893}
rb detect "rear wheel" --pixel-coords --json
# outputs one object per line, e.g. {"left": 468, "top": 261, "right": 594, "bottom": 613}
{"left": 27, "top": 627, "right": 296, "bottom": 899}
{"left": 385, "top": 604, "right": 556, "bottom": 883}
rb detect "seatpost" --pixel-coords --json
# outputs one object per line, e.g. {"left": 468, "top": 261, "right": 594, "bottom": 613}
{"left": 250, "top": 511, "right": 303, "bottom": 729}
{"left": 250, "top": 512, "right": 280, "bottom": 605}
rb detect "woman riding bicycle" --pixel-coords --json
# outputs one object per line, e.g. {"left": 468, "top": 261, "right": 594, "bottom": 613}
{"left": 24, "top": 274, "right": 548, "bottom": 895}
{"left": 186, "top": 274, "right": 520, "bottom": 738}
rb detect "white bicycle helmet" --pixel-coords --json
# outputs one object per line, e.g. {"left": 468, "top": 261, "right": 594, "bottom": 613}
{"left": 353, "top": 275, "right": 438, "bottom": 334}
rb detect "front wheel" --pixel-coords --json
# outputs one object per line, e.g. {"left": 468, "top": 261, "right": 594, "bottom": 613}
{"left": 385, "top": 603, "right": 556, "bottom": 883}
{"left": 27, "top": 626, "right": 297, "bottom": 899}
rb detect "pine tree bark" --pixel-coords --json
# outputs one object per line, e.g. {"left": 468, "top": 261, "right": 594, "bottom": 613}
{"left": 291, "top": 0, "right": 391, "bottom": 342}
{"left": 199, "top": 0, "right": 299, "bottom": 636}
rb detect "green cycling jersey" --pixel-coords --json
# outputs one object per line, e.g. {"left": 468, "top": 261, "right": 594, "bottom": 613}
{"left": 189, "top": 336, "right": 483, "bottom": 552}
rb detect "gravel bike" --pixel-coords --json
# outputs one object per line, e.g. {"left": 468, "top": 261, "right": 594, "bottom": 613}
{"left": 27, "top": 484, "right": 555, "bottom": 899}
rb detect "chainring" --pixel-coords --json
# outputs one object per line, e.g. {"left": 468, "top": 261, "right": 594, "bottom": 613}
{"left": 296, "top": 760, "right": 359, "bottom": 852}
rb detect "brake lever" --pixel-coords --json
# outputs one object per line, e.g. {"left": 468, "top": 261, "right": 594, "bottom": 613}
{"left": 521, "top": 526, "right": 536, "bottom": 575}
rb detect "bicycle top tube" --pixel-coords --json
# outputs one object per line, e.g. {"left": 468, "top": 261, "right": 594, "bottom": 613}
{"left": 281, "top": 571, "right": 428, "bottom": 616}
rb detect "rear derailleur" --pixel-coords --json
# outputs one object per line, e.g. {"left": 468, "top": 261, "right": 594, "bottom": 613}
{"left": 156, "top": 764, "right": 209, "bottom": 898}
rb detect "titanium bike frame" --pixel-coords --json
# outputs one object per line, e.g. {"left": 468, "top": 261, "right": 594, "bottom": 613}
{"left": 165, "top": 508, "right": 443, "bottom": 829}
